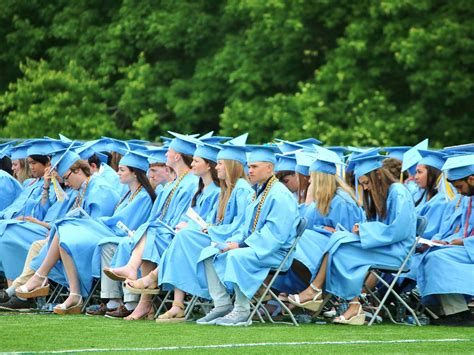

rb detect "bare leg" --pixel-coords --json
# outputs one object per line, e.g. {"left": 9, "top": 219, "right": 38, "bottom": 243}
{"left": 290, "top": 253, "right": 329, "bottom": 303}
{"left": 107, "top": 233, "right": 148, "bottom": 280}
{"left": 59, "top": 246, "right": 82, "bottom": 308}
{"left": 123, "top": 261, "right": 156, "bottom": 320}
{"left": 19, "top": 234, "right": 61, "bottom": 291}
{"left": 165, "top": 289, "right": 186, "bottom": 317}
{"left": 125, "top": 268, "right": 158, "bottom": 289}
{"left": 335, "top": 296, "right": 361, "bottom": 320}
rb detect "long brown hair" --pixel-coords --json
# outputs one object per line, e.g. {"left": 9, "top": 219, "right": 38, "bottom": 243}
{"left": 309, "top": 171, "right": 357, "bottom": 216}
{"left": 362, "top": 168, "right": 398, "bottom": 220}
{"left": 383, "top": 157, "right": 408, "bottom": 182}
{"left": 129, "top": 166, "right": 157, "bottom": 202}
{"left": 191, "top": 158, "right": 220, "bottom": 207}
{"left": 297, "top": 173, "right": 310, "bottom": 204}
{"left": 216, "top": 160, "right": 248, "bottom": 222}
{"left": 14, "top": 158, "right": 32, "bottom": 183}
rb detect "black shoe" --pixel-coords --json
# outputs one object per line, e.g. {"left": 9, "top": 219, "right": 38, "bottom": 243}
{"left": 0, "top": 289, "right": 10, "bottom": 303}
{"left": 431, "top": 311, "right": 474, "bottom": 327}
{"left": 0, "top": 296, "right": 36, "bottom": 311}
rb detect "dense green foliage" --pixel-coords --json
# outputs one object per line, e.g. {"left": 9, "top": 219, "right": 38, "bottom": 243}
{"left": 0, "top": 0, "right": 472, "bottom": 146}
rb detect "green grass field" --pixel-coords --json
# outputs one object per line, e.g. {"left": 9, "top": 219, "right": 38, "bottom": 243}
{"left": 1, "top": 313, "right": 473, "bottom": 354}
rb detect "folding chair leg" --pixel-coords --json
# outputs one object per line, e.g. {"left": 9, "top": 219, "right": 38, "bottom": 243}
{"left": 81, "top": 279, "right": 100, "bottom": 313}
{"left": 154, "top": 290, "right": 172, "bottom": 318}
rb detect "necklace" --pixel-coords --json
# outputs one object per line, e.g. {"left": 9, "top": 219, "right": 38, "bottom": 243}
{"left": 453, "top": 196, "right": 464, "bottom": 234}
{"left": 114, "top": 185, "right": 143, "bottom": 211}
{"left": 251, "top": 175, "right": 278, "bottom": 232}
{"left": 160, "top": 172, "right": 189, "bottom": 220}
{"left": 73, "top": 177, "right": 91, "bottom": 209}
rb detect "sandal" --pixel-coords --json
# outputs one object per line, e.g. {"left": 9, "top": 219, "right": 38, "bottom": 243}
{"left": 15, "top": 272, "right": 50, "bottom": 299}
{"left": 53, "top": 293, "right": 83, "bottom": 315}
{"left": 103, "top": 267, "right": 129, "bottom": 282}
{"left": 124, "top": 275, "right": 159, "bottom": 295}
{"left": 333, "top": 302, "right": 365, "bottom": 325}
{"left": 156, "top": 301, "right": 185, "bottom": 323}
{"left": 124, "top": 307, "right": 154, "bottom": 321}
{"left": 288, "top": 283, "right": 325, "bottom": 313}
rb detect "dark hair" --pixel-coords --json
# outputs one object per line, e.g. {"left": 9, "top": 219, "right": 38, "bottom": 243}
{"left": 297, "top": 172, "right": 310, "bottom": 204}
{"left": 88, "top": 154, "right": 101, "bottom": 170}
{"left": 0, "top": 156, "right": 13, "bottom": 175}
{"left": 362, "top": 167, "right": 398, "bottom": 220}
{"left": 29, "top": 155, "right": 50, "bottom": 165}
{"left": 415, "top": 165, "right": 441, "bottom": 206}
{"left": 129, "top": 167, "right": 157, "bottom": 202}
{"left": 101, "top": 151, "right": 113, "bottom": 166}
{"left": 191, "top": 159, "right": 220, "bottom": 207}
{"left": 181, "top": 153, "right": 193, "bottom": 169}
{"left": 383, "top": 158, "right": 407, "bottom": 181}
{"left": 276, "top": 171, "right": 294, "bottom": 182}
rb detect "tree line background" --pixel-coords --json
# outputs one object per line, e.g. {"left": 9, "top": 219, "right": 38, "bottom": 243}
{"left": 0, "top": 0, "right": 472, "bottom": 147}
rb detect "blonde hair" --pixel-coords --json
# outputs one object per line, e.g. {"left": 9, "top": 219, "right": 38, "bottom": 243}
{"left": 309, "top": 171, "right": 357, "bottom": 216}
{"left": 216, "top": 160, "right": 248, "bottom": 222}
{"left": 14, "top": 158, "right": 32, "bottom": 184}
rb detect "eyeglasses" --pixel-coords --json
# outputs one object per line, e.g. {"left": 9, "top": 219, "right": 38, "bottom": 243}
{"left": 63, "top": 170, "right": 73, "bottom": 183}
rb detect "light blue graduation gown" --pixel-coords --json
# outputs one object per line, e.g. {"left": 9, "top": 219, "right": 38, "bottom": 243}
{"left": 0, "top": 170, "right": 23, "bottom": 211}
{"left": 0, "top": 188, "right": 78, "bottom": 280}
{"left": 417, "top": 196, "right": 474, "bottom": 297}
{"left": 158, "top": 179, "right": 253, "bottom": 299}
{"left": 112, "top": 173, "right": 199, "bottom": 267}
{"left": 199, "top": 181, "right": 299, "bottom": 300}
{"left": 323, "top": 183, "right": 416, "bottom": 300}
{"left": 272, "top": 189, "right": 364, "bottom": 294}
{"left": 30, "top": 176, "right": 121, "bottom": 296}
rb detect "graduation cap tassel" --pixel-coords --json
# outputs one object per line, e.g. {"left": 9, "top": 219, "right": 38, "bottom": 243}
{"left": 51, "top": 175, "right": 68, "bottom": 202}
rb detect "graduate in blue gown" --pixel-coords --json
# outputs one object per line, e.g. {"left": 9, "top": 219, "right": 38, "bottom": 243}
{"left": 272, "top": 147, "right": 364, "bottom": 295}
{"left": 289, "top": 153, "right": 416, "bottom": 325}
{"left": 136, "top": 137, "right": 252, "bottom": 321}
{"left": 16, "top": 150, "right": 121, "bottom": 314}
{"left": 195, "top": 145, "right": 299, "bottom": 326}
{"left": 0, "top": 145, "right": 23, "bottom": 211}
{"left": 101, "top": 133, "right": 199, "bottom": 320}
{"left": 416, "top": 154, "right": 474, "bottom": 323}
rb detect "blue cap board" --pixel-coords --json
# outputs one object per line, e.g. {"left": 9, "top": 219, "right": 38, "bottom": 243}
{"left": 383, "top": 146, "right": 411, "bottom": 161}
{"left": 276, "top": 140, "right": 305, "bottom": 154}
{"left": 168, "top": 131, "right": 198, "bottom": 156}
{"left": 442, "top": 154, "right": 474, "bottom": 181}
{"left": 51, "top": 147, "right": 82, "bottom": 177}
{"left": 216, "top": 133, "right": 248, "bottom": 166}
{"left": 119, "top": 150, "right": 150, "bottom": 172}
{"left": 199, "top": 131, "right": 232, "bottom": 145}
{"left": 310, "top": 146, "right": 344, "bottom": 175}
{"left": 352, "top": 154, "right": 386, "bottom": 180}
{"left": 402, "top": 139, "right": 429, "bottom": 173}
{"left": 9, "top": 143, "right": 32, "bottom": 160}
{"left": 295, "top": 137, "right": 323, "bottom": 147}
{"left": 147, "top": 146, "right": 168, "bottom": 164}
{"left": 326, "top": 146, "right": 347, "bottom": 160}
{"left": 246, "top": 144, "right": 279, "bottom": 165}
{"left": 194, "top": 142, "right": 221, "bottom": 163}
{"left": 294, "top": 151, "right": 312, "bottom": 177}
{"left": 0, "top": 145, "right": 12, "bottom": 159}
{"left": 26, "top": 139, "right": 69, "bottom": 157}
{"left": 275, "top": 154, "right": 297, "bottom": 173}
{"left": 443, "top": 143, "right": 474, "bottom": 154}
{"left": 417, "top": 149, "right": 446, "bottom": 171}
{"left": 346, "top": 147, "right": 380, "bottom": 173}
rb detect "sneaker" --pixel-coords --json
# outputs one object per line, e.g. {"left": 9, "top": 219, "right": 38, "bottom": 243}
{"left": 0, "top": 296, "right": 36, "bottom": 311}
{"left": 0, "top": 290, "right": 10, "bottom": 303}
{"left": 86, "top": 303, "right": 116, "bottom": 316}
{"left": 214, "top": 310, "right": 250, "bottom": 326}
{"left": 196, "top": 305, "right": 233, "bottom": 325}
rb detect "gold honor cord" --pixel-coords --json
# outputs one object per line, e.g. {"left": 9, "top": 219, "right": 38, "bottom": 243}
{"left": 160, "top": 172, "right": 189, "bottom": 220}
{"left": 114, "top": 185, "right": 143, "bottom": 211}
{"left": 251, "top": 175, "right": 278, "bottom": 233}
{"left": 73, "top": 177, "right": 91, "bottom": 209}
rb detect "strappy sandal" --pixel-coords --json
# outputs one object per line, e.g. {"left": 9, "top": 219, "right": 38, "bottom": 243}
{"left": 103, "top": 267, "right": 128, "bottom": 282}
{"left": 156, "top": 301, "right": 185, "bottom": 323}
{"left": 124, "top": 276, "right": 159, "bottom": 295}
{"left": 288, "top": 283, "right": 325, "bottom": 313}
{"left": 124, "top": 307, "right": 154, "bottom": 321}
{"left": 15, "top": 272, "right": 50, "bottom": 299}
{"left": 333, "top": 301, "right": 366, "bottom": 325}
{"left": 53, "top": 293, "right": 83, "bottom": 315}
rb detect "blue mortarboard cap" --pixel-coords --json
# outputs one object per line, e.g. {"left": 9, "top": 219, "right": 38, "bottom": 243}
{"left": 147, "top": 146, "right": 168, "bottom": 164}
{"left": 0, "top": 140, "right": 17, "bottom": 149}
{"left": 198, "top": 131, "right": 232, "bottom": 145}
{"left": 26, "top": 139, "right": 68, "bottom": 157}
{"left": 402, "top": 139, "right": 429, "bottom": 172}
{"left": 294, "top": 151, "right": 314, "bottom": 176}
{"left": 194, "top": 143, "right": 221, "bottom": 163}
{"left": 295, "top": 137, "right": 323, "bottom": 147}
{"left": 168, "top": 131, "right": 198, "bottom": 156}
{"left": 246, "top": 144, "right": 279, "bottom": 164}
{"left": 51, "top": 147, "right": 82, "bottom": 177}
{"left": 352, "top": 154, "right": 386, "bottom": 180}
{"left": 275, "top": 154, "right": 297, "bottom": 173}
{"left": 383, "top": 146, "right": 411, "bottom": 161}
{"left": 326, "top": 146, "right": 347, "bottom": 160}
{"left": 346, "top": 147, "right": 380, "bottom": 172}
{"left": 0, "top": 145, "right": 13, "bottom": 159}
{"left": 296, "top": 165, "right": 309, "bottom": 176}
{"left": 276, "top": 140, "right": 305, "bottom": 154}
{"left": 216, "top": 133, "right": 248, "bottom": 166}
{"left": 9, "top": 143, "right": 32, "bottom": 160}
{"left": 310, "top": 146, "right": 344, "bottom": 175}
{"left": 127, "top": 139, "right": 149, "bottom": 145}
{"left": 417, "top": 149, "right": 446, "bottom": 171}
{"left": 442, "top": 154, "right": 474, "bottom": 181}
{"left": 119, "top": 151, "right": 150, "bottom": 172}
{"left": 443, "top": 143, "right": 474, "bottom": 154}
